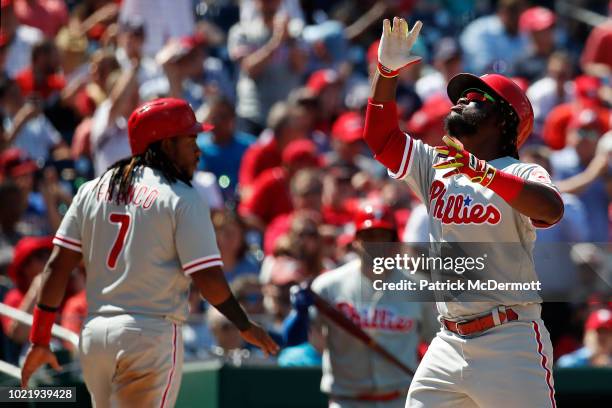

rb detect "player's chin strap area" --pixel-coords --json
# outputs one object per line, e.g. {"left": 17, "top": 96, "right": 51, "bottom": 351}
{"left": 442, "top": 306, "right": 519, "bottom": 337}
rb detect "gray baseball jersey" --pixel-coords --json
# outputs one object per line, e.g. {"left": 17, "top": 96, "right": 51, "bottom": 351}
{"left": 311, "top": 259, "right": 428, "bottom": 397}
{"left": 390, "top": 135, "right": 559, "bottom": 318}
{"left": 53, "top": 166, "right": 223, "bottom": 323}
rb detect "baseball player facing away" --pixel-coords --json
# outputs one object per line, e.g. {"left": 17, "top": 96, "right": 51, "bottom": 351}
{"left": 20, "top": 98, "right": 279, "bottom": 407}
{"left": 285, "top": 203, "right": 436, "bottom": 408}
{"left": 364, "top": 19, "right": 564, "bottom": 408}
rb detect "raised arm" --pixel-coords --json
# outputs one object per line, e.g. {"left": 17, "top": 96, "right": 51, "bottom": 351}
{"left": 363, "top": 18, "right": 422, "bottom": 174}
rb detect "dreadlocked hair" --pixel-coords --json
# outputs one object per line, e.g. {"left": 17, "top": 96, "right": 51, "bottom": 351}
{"left": 98, "top": 141, "right": 192, "bottom": 204}
{"left": 497, "top": 101, "right": 520, "bottom": 159}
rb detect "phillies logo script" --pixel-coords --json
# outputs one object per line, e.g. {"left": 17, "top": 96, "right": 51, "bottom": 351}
{"left": 429, "top": 180, "right": 501, "bottom": 225}
{"left": 336, "top": 302, "right": 414, "bottom": 332}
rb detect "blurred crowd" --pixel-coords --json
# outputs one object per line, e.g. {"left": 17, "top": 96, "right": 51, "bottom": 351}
{"left": 0, "top": 0, "right": 611, "bottom": 373}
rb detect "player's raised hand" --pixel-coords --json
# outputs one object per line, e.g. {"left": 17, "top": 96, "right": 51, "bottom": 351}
{"left": 20, "top": 345, "right": 62, "bottom": 388}
{"left": 377, "top": 17, "right": 422, "bottom": 77}
{"left": 240, "top": 322, "right": 280, "bottom": 358}
{"left": 433, "top": 135, "right": 497, "bottom": 187}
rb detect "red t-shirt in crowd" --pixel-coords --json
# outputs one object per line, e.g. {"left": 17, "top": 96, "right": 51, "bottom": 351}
{"left": 238, "top": 138, "right": 282, "bottom": 189}
{"left": 14, "top": 68, "right": 65, "bottom": 100}
{"left": 239, "top": 167, "right": 293, "bottom": 225}
{"left": 13, "top": 0, "right": 69, "bottom": 38}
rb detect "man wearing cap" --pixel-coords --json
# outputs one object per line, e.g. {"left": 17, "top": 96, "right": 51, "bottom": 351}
{"left": 326, "top": 111, "right": 381, "bottom": 176}
{"left": 1, "top": 236, "right": 53, "bottom": 347}
{"left": 512, "top": 6, "right": 558, "bottom": 82}
{"left": 239, "top": 138, "right": 321, "bottom": 231}
{"left": 20, "top": 97, "right": 279, "bottom": 407}
{"left": 557, "top": 308, "right": 612, "bottom": 368}
{"left": 364, "top": 18, "right": 564, "bottom": 407}
{"left": 550, "top": 108, "right": 610, "bottom": 242}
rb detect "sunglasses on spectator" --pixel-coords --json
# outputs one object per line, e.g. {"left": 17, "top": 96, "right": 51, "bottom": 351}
{"left": 461, "top": 88, "right": 496, "bottom": 104}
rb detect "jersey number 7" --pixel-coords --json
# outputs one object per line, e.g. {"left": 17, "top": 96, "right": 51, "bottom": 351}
{"left": 107, "top": 213, "right": 131, "bottom": 269}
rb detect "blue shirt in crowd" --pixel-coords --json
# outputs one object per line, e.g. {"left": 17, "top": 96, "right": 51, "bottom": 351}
{"left": 197, "top": 131, "right": 256, "bottom": 199}
{"left": 550, "top": 148, "right": 609, "bottom": 242}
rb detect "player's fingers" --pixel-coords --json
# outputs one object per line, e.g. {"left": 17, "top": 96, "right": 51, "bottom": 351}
{"left": 382, "top": 19, "right": 391, "bottom": 37}
{"left": 442, "top": 169, "right": 460, "bottom": 178}
{"left": 399, "top": 18, "right": 408, "bottom": 38}
{"left": 433, "top": 161, "right": 463, "bottom": 170}
{"left": 443, "top": 135, "right": 463, "bottom": 150}
{"left": 406, "top": 20, "right": 422, "bottom": 48}
{"left": 392, "top": 17, "right": 400, "bottom": 35}
{"left": 21, "top": 367, "right": 31, "bottom": 389}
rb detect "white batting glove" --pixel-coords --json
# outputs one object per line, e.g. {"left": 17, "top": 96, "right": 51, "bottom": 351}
{"left": 378, "top": 18, "right": 423, "bottom": 78}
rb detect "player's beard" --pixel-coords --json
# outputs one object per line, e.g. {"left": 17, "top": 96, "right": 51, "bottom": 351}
{"left": 444, "top": 109, "right": 489, "bottom": 138}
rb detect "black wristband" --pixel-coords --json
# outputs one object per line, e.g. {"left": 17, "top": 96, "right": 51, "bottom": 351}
{"left": 215, "top": 295, "right": 252, "bottom": 331}
{"left": 37, "top": 303, "right": 59, "bottom": 312}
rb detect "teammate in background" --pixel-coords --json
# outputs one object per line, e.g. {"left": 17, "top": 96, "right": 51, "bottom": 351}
{"left": 364, "top": 19, "right": 564, "bottom": 407}
{"left": 20, "top": 98, "right": 279, "bottom": 407}
{"left": 284, "top": 203, "right": 436, "bottom": 408}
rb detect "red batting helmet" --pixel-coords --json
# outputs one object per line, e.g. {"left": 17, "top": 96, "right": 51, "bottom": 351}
{"left": 128, "top": 98, "right": 213, "bottom": 155}
{"left": 447, "top": 73, "right": 534, "bottom": 147}
{"left": 354, "top": 203, "right": 396, "bottom": 233}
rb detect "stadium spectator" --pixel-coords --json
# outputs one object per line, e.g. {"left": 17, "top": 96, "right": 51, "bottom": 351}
{"left": 238, "top": 102, "right": 309, "bottom": 195}
{"left": 114, "top": 17, "right": 158, "bottom": 86}
{"left": 326, "top": 111, "right": 381, "bottom": 176}
{"left": 526, "top": 51, "right": 574, "bottom": 139}
{"left": 0, "top": 76, "right": 65, "bottom": 163}
{"left": 580, "top": 19, "right": 612, "bottom": 77}
{"left": 212, "top": 211, "right": 261, "bottom": 283}
{"left": 415, "top": 37, "right": 463, "bottom": 101}
{"left": 89, "top": 58, "right": 139, "bottom": 176}
{"left": 513, "top": 6, "right": 557, "bottom": 81}
{"left": 264, "top": 168, "right": 323, "bottom": 255}
{"left": 0, "top": 0, "right": 44, "bottom": 78}
{"left": 12, "top": 0, "right": 68, "bottom": 39}
{"left": 119, "top": 0, "right": 195, "bottom": 57}
{"left": 197, "top": 97, "right": 256, "bottom": 201}
{"left": 305, "top": 69, "right": 344, "bottom": 134}
{"left": 1, "top": 236, "right": 52, "bottom": 345}
{"left": 321, "top": 165, "right": 358, "bottom": 227}
{"left": 550, "top": 108, "right": 611, "bottom": 242}
{"left": 14, "top": 39, "right": 65, "bottom": 101}
{"left": 153, "top": 34, "right": 234, "bottom": 107}
{"left": 239, "top": 139, "right": 320, "bottom": 230}
{"left": 232, "top": 274, "right": 265, "bottom": 317}
{"left": 228, "top": 0, "right": 307, "bottom": 135}
{"left": 557, "top": 308, "right": 612, "bottom": 368}
{"left": 460, "top": 0, "right": 529, "bottom": 75}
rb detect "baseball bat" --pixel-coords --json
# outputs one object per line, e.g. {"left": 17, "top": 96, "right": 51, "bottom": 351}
{"left": 307, "top": 287, "right": 415, "bottom": 377}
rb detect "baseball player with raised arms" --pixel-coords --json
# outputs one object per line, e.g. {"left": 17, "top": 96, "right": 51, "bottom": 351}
{"left": 20, "top": 98, "right": 279, "bottom": 407}
{"left": 363, "top": 19, "right": 564, "bottom": 407}
{"left": 284, "top": 203, "right": 436, "bottom": 408}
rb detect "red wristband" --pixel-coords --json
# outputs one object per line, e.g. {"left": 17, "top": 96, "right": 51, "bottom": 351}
{"left": 377, "top": 62, "right": 400, "bottom": 78}
{"left": 487, "top": 170, "right": 525, "bottom": 203}
{"left": 30, "top": 306, "right": 56, "bottom": 346}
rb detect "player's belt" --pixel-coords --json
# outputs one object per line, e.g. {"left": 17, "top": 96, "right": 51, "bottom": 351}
{"left": 331, "top": 389, "right": 405, "bottom": 402}
{"left": 443, "top": 307, "right": 519, "bottom": 336}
